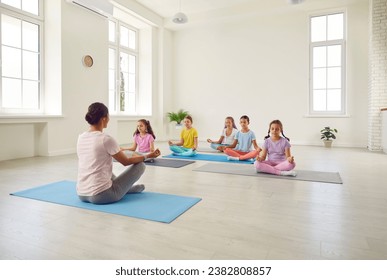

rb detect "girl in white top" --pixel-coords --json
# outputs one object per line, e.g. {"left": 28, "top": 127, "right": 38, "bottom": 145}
{"left": 77, "top": 102, "right": 160, "bottom": 204}
{"left": 207, "top": 116, "right": 238, "bottom": 152}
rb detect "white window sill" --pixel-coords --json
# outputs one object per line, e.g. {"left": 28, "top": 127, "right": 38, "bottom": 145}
{"left": 110, "top": 114, "right": 152, "bottom": 121}
{"left": 0, "top": 115, "right": 64, "bottom": 124}
{"left": 303, "top": 114, "right": 351, "bottom": 118}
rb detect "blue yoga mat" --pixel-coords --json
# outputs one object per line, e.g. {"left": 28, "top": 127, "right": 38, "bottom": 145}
{"left": 163, "top": 153, "right": 254, "bottom": 164}
{"left": 10, "top": 180, "right": 201, "bottom": 223}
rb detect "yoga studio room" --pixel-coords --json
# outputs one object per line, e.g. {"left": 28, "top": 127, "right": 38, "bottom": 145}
{"left": 1, "top": 0, "right": 387, "bottom": 263}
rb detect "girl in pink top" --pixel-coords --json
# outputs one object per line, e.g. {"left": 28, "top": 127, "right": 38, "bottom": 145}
{"left": 254, "top": 120, "right": 296, "bottom": 176}
{"left": 122, "top": 119, "right": 156, "bottom": 155}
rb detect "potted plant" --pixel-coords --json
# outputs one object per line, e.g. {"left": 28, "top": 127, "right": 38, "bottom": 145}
{"left": 320, "top": 126, "right": 338, "bottom": 147}
{"left": 166, "top": 109, "right": 189, "bottom": 128}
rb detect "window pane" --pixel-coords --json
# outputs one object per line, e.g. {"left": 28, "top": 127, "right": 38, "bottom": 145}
{"left": 2, "top": 46, "right": 22, "bottom": 78}
{"left": 120, "top": 52, "right": 129, "bottom": 72}
{"left": 327, "top": 89, "right": 341, "bottom": 111}
{"left": 108, "top": 48, "right": 116, "bottom": 112}
{"left": 327, "top": 45, "right": 341, "bottom": 67}
{"left": 313, "top": 90, "right": 326, "bottom": 111}
{"left": 109, "top": 90, "right": 116, "bottom": 112}
{"left": 120, "top": 25, "right": 129, "bottom": 48}
{"left": 327, "top": 13, "right": 343, "bottom": 40}
{"left": 310, "top": 12, "right": 345, "bottom": 114}
{"left": 109, "top": 48, "right": 115, "bottom": 69}
{"left": 313, "top": 46, "right": 326, "bottom": 68}
{"left": 22, "top": 0, "right": 39, "bottom": 15}
{"left": 127, "top": 92, "right": 136, "bottom": 112}
{"left": 129, "top": 73, "right": 135, "bottom": 92}
{"left": 109, "top": 21, "right": 115, "bottom": 43}
{"left": 22, "top": 21, "right": 39, "bottom": 52}
{"left": 23, "top": 51, "right": 39, "bottom": 80}
{"left": 2, "top": 78, "right": 22, "bottom": 108}
{"left": 313, "top": 68, "right": 326, "bottom": 89}
{"left": 109, "top": 70, "right": 115, "bottom": 91}
{"left": 119, "top": 53, "right": 128, "bottom": 112}
{"left": 122, "top": 73, "right": 129, "bottom": 92}
{"left": 1, "top": 0, "right": 21, "bottom": 9}
{"left": 327, "top": 67, "right": 341, "bottom": 88}
{"left": 23, "top": 80, "right": 39, "bottom": 109}
{"left": 1, "top": 14, "right": 21, "bottom": 48}
{"left": 129, "top": 29, "right": 136, "bottom": 49}
{"left": 24, "top": 0, "right": 38, "bottom": 15}
{"left": 311, "top": 16, "right": 326, "bottom": 42}
{"left": 1, "top": 0, "right": 38, "bottom": 14}
{"left": 110, "top": 21, "right": 138, "bottom": 115}
{"left": 129, "top": 54, "right": 136, "bottom": 73}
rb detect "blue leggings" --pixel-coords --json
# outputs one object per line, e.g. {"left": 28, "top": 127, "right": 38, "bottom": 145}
{"left": 169, "top": 145, "right": 197, "bottom": 156}
{"left": 210, "top": 143, "right": 230, "bottom": 151}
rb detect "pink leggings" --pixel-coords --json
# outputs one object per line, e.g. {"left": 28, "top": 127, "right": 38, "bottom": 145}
{"left": 254, "top": 160, "right": 296, "bottom": 175}
{"left": 224, "top": 148, "right": 259, "bottom": 160}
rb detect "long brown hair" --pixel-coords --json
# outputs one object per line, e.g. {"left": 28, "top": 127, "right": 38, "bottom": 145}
{"left": 225, "top": 116, "right": 237, "bottom": 129}
{"left": 134, "top": 119, "right": 156, "bottom": 140}
{"left": 264, "top": 119, "right": 289, "bottom": 141}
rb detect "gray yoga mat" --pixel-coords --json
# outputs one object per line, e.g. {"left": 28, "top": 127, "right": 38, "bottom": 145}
{"left": 193, "top": 163, "right": 343, "bottom": 184}
{"left": 144, "top": 158, "right": 195, "bottom": 168}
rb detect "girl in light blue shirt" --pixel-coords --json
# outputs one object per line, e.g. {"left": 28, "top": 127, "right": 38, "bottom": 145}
{"left": 224, "top": 115, "right": 261, "bottom": 161}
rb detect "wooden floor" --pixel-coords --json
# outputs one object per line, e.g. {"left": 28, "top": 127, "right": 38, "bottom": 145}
{"left": 1, "top": 143, "right": 387, "bottom": 260}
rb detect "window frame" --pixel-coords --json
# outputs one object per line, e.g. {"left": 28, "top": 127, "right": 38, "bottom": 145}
{"left": 108, "top": 18, "right": 139, "bottom": 116}
{"left": 0, "top": 0, "right": 44, "bottom": 115}
{"left": 309, "top": 11, "right": 347, "bottom": 116}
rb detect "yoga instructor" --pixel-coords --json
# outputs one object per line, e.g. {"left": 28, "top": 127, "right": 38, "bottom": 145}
{"left": 76, "top": 102, "right": 160, "bottom": 204}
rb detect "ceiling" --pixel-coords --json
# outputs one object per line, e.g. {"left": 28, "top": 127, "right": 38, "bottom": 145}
{"left": 135, "top": 0, "right": 261, "bottom": 18}
{"left": 133, "top": 0, "right": 367, "bottom": 29}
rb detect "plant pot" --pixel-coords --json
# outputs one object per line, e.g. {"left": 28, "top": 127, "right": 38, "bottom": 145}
{"left": 175, "top": 123, "right": 183, "bottom": 129}
{"left": 323, "top": 140, "right": 333, "bottom": 148}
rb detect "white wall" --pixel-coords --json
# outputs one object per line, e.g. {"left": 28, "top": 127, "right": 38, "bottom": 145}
{"left": 0, "top": 0, "right": 370, "bottom": 161}
{"left": 171, "top": 1, "right": 369, "bottom": 147}
{"left": 47, "top": 0, "right": 109, "bottom": 156}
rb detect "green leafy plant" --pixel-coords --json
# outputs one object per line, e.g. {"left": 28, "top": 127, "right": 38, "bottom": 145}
{"left": 320, "top": 126, "right": 338, "bottom": 141}
{"left": 166, "top": 109, "right": 189, "bottom": 124}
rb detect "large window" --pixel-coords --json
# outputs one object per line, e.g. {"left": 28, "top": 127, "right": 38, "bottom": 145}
{"left": 0, "top": 0, "right": 42, "bottom": 114}
{"left": 108, "top": 19, "right": 138, "bottom": 115}
{"left": 310, "top": 12, "right": 346, "bottom": 115}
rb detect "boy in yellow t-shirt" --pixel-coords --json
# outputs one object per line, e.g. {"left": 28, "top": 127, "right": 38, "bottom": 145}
{"left": 168, "top": 115, "right": 198, "bottom": 156}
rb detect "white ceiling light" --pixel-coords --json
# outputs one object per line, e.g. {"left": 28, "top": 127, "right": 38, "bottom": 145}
{"left": 172, "top": 0, "right": 188, "bottom": 24}
{"left": 287, "top": 0, "right": 305, "bottom": 4}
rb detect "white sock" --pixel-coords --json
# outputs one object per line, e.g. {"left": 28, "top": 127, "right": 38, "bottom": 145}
{"left": 280, "top": 170, "right": 297, "bottom": 177}
{"left": 227, "top": 156, "right": 239, "bottom": 161}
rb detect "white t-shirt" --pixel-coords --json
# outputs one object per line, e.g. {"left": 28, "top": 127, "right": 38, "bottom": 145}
{"left": 76, "top": 131, "right": 120, "bottom": 196}
{"left": 221, "top": 128, "right": 238, "bottom": 145}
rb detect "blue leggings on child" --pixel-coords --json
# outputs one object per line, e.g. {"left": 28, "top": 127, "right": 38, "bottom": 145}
{"left": 169, "top": 145, "right": 197, "bottom": 156}
{"left": 210, "top": 143, "right": 230, "bottom": 150}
